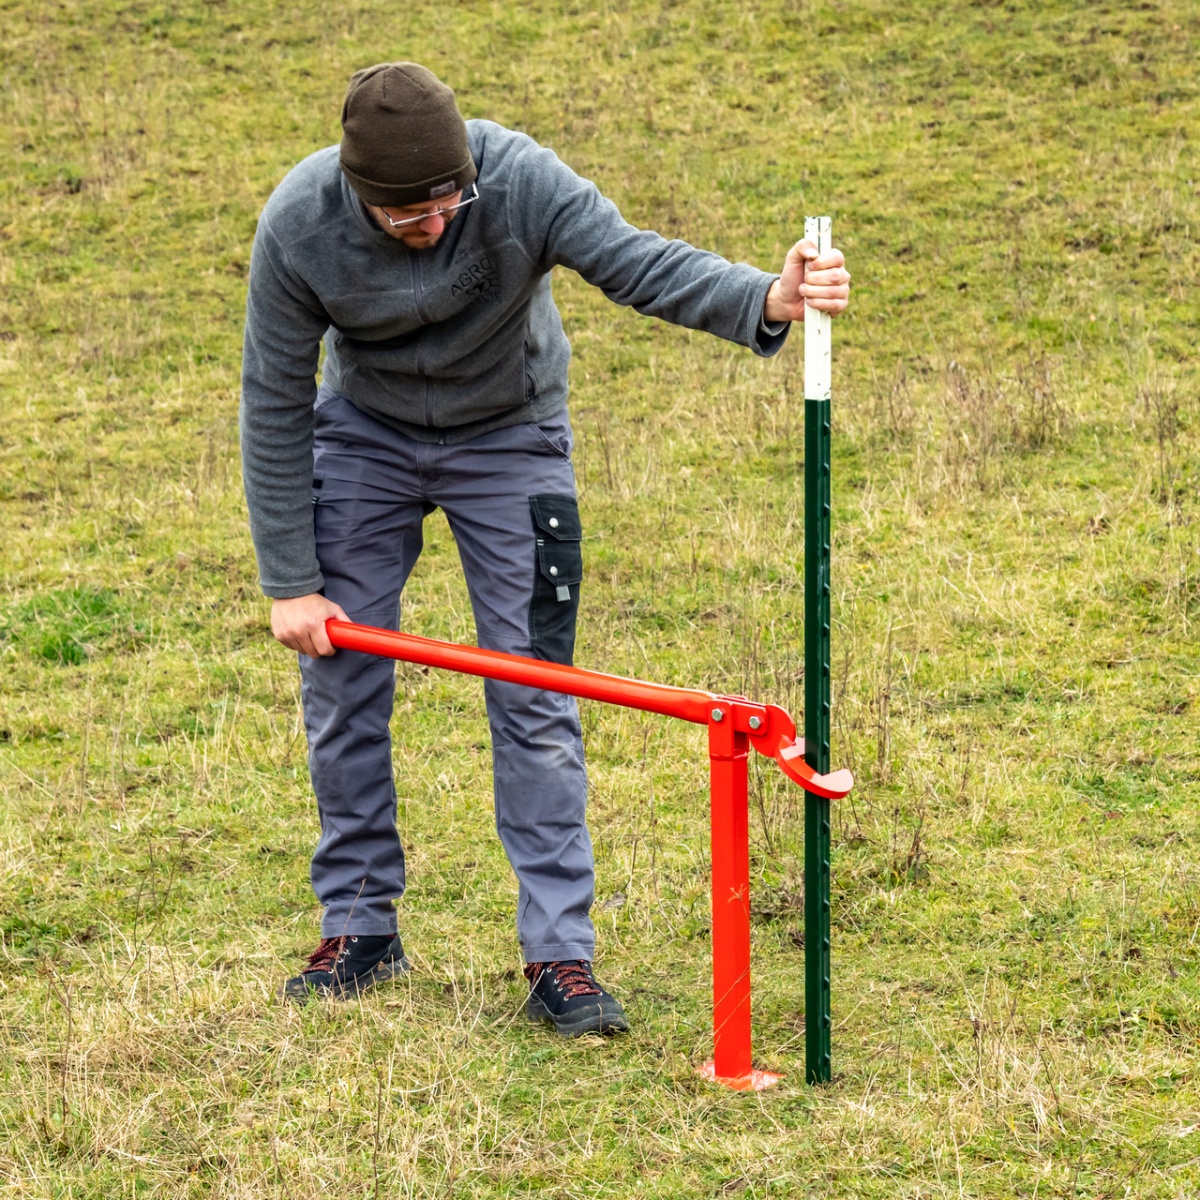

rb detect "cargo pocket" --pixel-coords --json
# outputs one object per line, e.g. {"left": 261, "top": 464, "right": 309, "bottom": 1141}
{"left": 528, "top": 494, "right": 583, "bottom": 665}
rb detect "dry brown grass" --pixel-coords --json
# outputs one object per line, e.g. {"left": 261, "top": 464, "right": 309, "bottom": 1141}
{"left": 3, "top": 0, "right": 1200, "bottom": 1195}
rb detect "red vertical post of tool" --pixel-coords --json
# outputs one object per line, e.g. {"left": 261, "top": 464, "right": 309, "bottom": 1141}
{"left": 707, "top": 706, "right": 753, "bottom": 1082}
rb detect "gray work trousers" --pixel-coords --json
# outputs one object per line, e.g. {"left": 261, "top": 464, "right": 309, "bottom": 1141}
{"left": 300, "top": 386, "right": 595, "bottom": 963}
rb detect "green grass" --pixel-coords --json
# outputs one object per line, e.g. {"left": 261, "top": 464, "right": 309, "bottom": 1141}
{"left": 2, "top": 0, "right": 1199, "bottom": 1195}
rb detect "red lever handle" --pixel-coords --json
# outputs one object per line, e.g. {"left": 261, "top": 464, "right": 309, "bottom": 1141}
{"left": 325, "top": 619, "right": 853, "bottom": 798}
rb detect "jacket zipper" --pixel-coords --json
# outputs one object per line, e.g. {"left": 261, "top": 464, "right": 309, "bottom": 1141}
{"left": 412, "top": 255, "right": 434, "bottom": 427}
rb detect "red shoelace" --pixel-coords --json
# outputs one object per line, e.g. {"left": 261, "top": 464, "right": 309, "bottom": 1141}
{"left": 303, "top": 936, "right": 346, "bottom": 974}
{"left": 525, "top": 960, "right": 601, "bottom": 999}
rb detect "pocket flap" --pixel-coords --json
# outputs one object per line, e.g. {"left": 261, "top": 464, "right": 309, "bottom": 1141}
{"left": 536, "top": 539, "right": 583, "bottom": 587}
{"left": 529, "top": 494, "right": 582, "bottom": 540}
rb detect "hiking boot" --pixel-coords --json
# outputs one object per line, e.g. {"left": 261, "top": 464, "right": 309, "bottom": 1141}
{"left": 524, "top": 960, "right": 630, "bottom": 1037}
{"left": 280, "top": 933, "right": 410, "bottom": 1003}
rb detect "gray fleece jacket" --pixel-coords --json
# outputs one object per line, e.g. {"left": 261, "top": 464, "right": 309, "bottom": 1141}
{"left": 241, "top": 120, "right": 789, "bottom": 598}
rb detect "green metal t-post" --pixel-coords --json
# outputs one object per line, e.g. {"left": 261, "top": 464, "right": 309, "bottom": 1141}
{"left": 803, "top": 215, "right": 833, "bottom": 1085}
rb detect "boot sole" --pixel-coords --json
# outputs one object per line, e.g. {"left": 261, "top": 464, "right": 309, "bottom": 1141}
{"left": 527, "top": 993, "right": 630, "bottom": 1038}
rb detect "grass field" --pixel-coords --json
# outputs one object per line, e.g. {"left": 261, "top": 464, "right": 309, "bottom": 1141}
{"left": 2, "top": 0, "right": 1199, "bottom": 1195}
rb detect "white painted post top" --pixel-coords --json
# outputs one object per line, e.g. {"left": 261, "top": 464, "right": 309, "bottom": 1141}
{"left": 804, "top": 215, "right": 832, "bottom": 401}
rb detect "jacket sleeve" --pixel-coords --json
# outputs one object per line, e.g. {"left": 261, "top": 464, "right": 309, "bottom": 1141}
{"left": 239, "top": 216, "right": 331, "bottom": 598}
{"left": 510, "top": 139, "right": 788, "bottom": 357}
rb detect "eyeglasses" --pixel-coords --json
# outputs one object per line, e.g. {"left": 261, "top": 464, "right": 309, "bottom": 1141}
{"left": 378, "top": 182, "right": 479, "bottom": 229}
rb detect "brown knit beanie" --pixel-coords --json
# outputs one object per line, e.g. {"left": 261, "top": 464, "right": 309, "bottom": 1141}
{"left": 339, "top": 63, "right": 477, "bottom": 207}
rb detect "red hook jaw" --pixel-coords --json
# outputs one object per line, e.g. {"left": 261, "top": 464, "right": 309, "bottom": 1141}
{"left": 775, "top": 737, "right": 854, "bottom": 799}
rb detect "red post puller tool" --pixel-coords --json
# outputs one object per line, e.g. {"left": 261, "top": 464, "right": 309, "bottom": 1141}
{"left": 326, "top": 619, "right": 852, "bottom": 1091}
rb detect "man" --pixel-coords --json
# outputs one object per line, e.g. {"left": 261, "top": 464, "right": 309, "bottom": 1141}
{"left": 241, "top": 62, "right": 850, "bottom": 1036}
